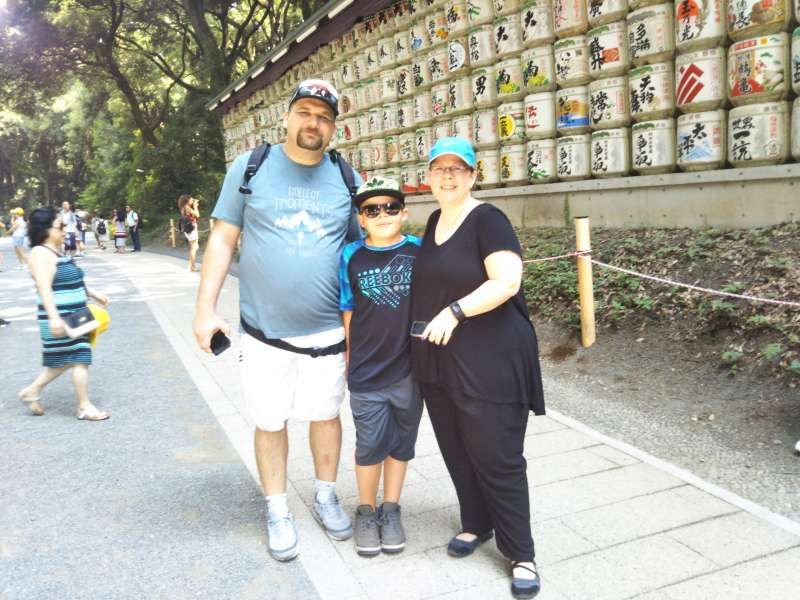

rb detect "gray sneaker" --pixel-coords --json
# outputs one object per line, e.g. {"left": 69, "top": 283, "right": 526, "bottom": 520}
{"left": 353, "top": 505, "right": 381, "bottom": 557}
{"left": 379, "top": 502, "right": 406, "bottom": 553}
{"left": 312, "top": 492, "right": 353, "bottom": 541}
{"left": 267, "top": 513, "right": 299, "bottom": 562}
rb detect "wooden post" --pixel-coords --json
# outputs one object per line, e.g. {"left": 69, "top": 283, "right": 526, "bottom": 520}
{"left": 169, "top": 218, "right": 176, "bottom": 248}
{"left": 574, "top": 216, "right": 596, "bottom": 348}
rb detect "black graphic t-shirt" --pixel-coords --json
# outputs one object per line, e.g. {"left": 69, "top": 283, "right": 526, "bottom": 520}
{"left": 339, "top": 235, "right": 422, "bottom": 393}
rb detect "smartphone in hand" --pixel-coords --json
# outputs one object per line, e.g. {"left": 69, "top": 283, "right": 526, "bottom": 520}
{"left": 210, "top": 330, "right": 231, "bottom": 355}
{"left": 410, "top": 321, "right": 428, "bottom": 338}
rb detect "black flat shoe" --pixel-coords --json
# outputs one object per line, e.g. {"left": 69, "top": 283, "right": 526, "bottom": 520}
{"left": 446, "top": 530, "right": 494, "bottom": 557}
{"left": 510, "top": 560, "right": 541, "bottom": 599}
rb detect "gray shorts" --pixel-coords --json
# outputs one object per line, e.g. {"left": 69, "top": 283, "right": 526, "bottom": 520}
{"left": 349, "top": 372, "right": 423, "bottom": 466}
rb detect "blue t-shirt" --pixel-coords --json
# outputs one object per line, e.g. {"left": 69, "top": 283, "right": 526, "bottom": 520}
{"left": 212, "top": 145, "right": 362, "bottom": 338}
{"left": 339, "top": 235, "right": 422, "bottom": 393}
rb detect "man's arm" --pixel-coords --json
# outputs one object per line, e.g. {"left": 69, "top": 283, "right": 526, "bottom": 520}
{"left": 192, "top": 220, "right": 240, "bottom": 352}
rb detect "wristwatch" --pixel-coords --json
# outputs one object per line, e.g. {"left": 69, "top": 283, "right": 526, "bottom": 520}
{"left": 449, "top": 301, "right": 467, "bottom": 323}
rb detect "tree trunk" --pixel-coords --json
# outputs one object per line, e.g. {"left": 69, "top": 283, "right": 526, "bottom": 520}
{"left": 182, "top": 0, "right": 228, "bottom": 92}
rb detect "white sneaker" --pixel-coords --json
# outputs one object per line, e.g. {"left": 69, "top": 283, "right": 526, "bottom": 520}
{"left": 312, "top": 492, "right": 353, "bottom": 541}
{"left": 267, "top": 512, "right": 299, "bottom": 562}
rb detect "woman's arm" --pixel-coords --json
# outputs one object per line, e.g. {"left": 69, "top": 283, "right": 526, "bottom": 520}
{"left": 342, "top": 310, "right": 353, "bottom": 370}
{"left": 28, "top": 248, "right": 65, "bottom": 336}
{"left": 422, "top": 250, "right": 522, "bottom": 346}
{"left": 85, "top": 286, "right": 110, "bottom": 307}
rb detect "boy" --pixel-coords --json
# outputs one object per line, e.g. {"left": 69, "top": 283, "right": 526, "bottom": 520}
{"left": 339, "top": 177, "right": 423, "bottom": 557}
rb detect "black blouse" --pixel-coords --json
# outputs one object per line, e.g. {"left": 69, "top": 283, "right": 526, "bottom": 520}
{"left": 410, "top": 203, "right": 545, "bottom": 414}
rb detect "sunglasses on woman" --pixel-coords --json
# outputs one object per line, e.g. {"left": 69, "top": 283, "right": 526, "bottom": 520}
{"left": 359, "top": 202, "right": 404, "bottom": 218}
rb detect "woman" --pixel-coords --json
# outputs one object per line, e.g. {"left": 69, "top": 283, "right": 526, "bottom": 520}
{"left": 177, "top": 194, "right": 200, "bottom": 271}
{"left": 17, "top": 207, "right": 111, "bottom": 420}
{"left": 113, "top": 208, "right": 127, "bottom": 253}
{"left": 9, "top": 207, "right": 28, "bottom": 269}
{"left": 410, "top": 138, "right": 545, "bottom": 600}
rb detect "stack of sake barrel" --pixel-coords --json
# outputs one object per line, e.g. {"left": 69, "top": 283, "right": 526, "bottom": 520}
{"left": 219, "top": 0, "right": 800, "bottom": 189}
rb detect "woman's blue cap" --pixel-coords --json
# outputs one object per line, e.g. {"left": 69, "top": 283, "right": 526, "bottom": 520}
{"left": 428, "top": 136, "right": 476, "bottom": 168}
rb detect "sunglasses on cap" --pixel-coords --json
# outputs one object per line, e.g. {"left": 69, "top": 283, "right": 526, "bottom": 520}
{"left": 359, "top": 202, "right": 404, "bottom": 218}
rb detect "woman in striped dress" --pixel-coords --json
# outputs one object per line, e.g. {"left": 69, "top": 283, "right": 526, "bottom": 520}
{"left": 17, "top": 207, "right": 111, "bottom": 420}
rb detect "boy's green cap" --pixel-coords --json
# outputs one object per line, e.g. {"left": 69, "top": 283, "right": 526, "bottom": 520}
{"left": 353, "top": 176, "right": 405, "bottom": 207}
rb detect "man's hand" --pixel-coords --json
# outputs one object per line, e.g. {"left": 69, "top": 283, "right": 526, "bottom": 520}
{"left": 193, "top": 310, "right": 231, "bottom": 353}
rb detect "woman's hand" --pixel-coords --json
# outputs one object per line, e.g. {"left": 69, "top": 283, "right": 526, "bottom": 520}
{"left": 422, "top": 306, "right": 459, "bottom": 346}
{"left": 49, "top": 316, "right": 66, "bottom": 337}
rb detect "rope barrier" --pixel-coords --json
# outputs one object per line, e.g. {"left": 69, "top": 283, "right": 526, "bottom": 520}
{"left": 523, "top": 249, "right": 800, "bottom": 309}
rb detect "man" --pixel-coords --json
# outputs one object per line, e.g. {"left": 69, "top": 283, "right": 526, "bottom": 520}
{"left": 193, "top": 79, "right": 361, "bottom": 562}
{"left": 60, "top": 201, "right": 78, "bottom": 257}
{"left": 125, "top": 205, "right": 141, "bottom": 251}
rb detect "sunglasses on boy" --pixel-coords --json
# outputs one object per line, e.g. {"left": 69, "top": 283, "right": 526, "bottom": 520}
{"left": 359, "top": 201, "right": 404, "bottom": 218}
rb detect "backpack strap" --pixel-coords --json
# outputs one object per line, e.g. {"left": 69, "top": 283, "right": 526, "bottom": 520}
{"left": 239, "top": 142, "right": 272, "bottom": 195}
{"left": 329, "top": 149, "right": 358, "bottom": 201}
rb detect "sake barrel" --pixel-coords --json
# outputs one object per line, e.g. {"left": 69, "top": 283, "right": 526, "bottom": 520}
{"left": 342, "top": 117, "right": 357, "bottom": 144}
{"left": 379, "top": 6, "right": 397, "bottom": 36}
{"left": 628, "top": 4, "right": 676, "bottom": 66}
{"left": 383, "top": 103, "right": 400, "bottom": 133}
{"left": 452, "top": 113, "right": 475, "bottom": 138}
{"left": 385, "top": 135, "right": 401, "bottom": 164}
{"left": 353, "top": 54, "right": 369, "bottom": 83}
{"left": 495, "top": 14, "right": 525, "bottom": 57}
{"left": 378, "top": 36, "right": 398, "bottom": 70}
{"left": 398, "top": 98, "right": 416, "bottom": 130}
{"left": 427, "top": 9, "right": 450, "bottom": 46}
{"left": 413, "top": 54, "right": 434, "bottom": 91}
{"left": 521, "top": 46, "right": 557, "bottom": 91}
{"left": 500, "top": 142, "right": 530, "bottom": 182}
{"left": 727, "top": 33, "right": 790, "bottom": 106}
{"left": 428, "top": 46, "right": 450, "bottom": 82}
{"left": 475, "top": 148, "right": 501, "bottom": 185}
{"left": 557, "top": 133, "right": 591, "bottom": 179}
{"left": 496, "top": 57, "right": 526, "bottom": 100}
{"left": 345, "top": 145, "right": 360, "bottom": 170}
{"left": 448, "top": 37, "right": 471, "bottom": 77}
{"left": 370, "top": 79, "right": 384, "bottom": 109}
{"left": 432, "top": 82, "right": 451, "bottom": 117}
{"left": 556, "top": 85, "right": 591, "bottom": 133}
{"left": 629, "top": 62, "right": 675, "bottom": 121}
{"left": 554, "top": 35, "right": 591, "bottom": 86}
{"left": 728, "top": 101, "right": 790, "bottom": 165}
{"left": 586, "top": 21, "right": 630, "bottom": 79}
{"left": 356, "top": 112, "right": 371, "bottom": 140}
{"left": 527, "top": 138, "right": 558, "bottom": 181}
{"left": 468, "top": 24, "right": 497, "bottom": 67}
{"left": 590, "top": 128, "right": 631, "bottom": 176}
{"left": 629, "top": 0, "right": 664, "bottom": 8}
{"left": 401, "top": 164, "right": 420, "bottom": 193}
{"left": 674, "top": 0, "right": 726, "bottom": 52}
{"left": 415, "top": 126, "right": 435, "bottom": 159}
{"left": 365, "top": 45, "right": 380, "bottom": 76}
{"left": 449, "top": 75, "right": 475, "bottom": 114}
{"left": 416, "top": 162, "right": 432, "bottom": 191}
{"left": 368, "top": 107, "right": 383, "bottom": 137}
{"left": 396, "top": 0, "right": 414, "bottom": 28}
{"left": 410, "top": 19, "right": 430, "bottom": 54}
{"left": 473, "top": 107, "right": 501, "bottom": 146}
{"left": 676, "top": 47, "right": 726, "bottom": 112}
{"left": 792, "top": 97, "right": 800, "bottom": 160}
{"left": 395, "top": 30, "right": 412, "bottom": 65}
{"left": 446, "top": 1, "right": 471, "bottom": 35}
{"left": 553, "top": 0, "right": 589, "bottom": 38}
{"left": 381, "top": 71, "right": 399, "bottom": 103}
{"left": 494, "top": 0, "right": 523, "bottom": 14}
{"left": 371, "top": 137, "right": 388, "bottom": 167}
{"left": 340, "top": 60, "right": 356, "bottom": 86}
{"left": 727, "top": 0, "right": 791, "bottom": 41}
{"left": 589, "top": 76, "right": 630, "bottom": 128}
{"left": 399, "top": 132, "right": 418, "bottom": 163}
{"left": 588, "top": 0, "right": 629, "bottom": 27}
{"left": 397, "top": 63, "right": 414, "bottom": 98}
{"left": 498, "top": 100, "right": 527, "bottom": 143}
{"left": 520, "top": 0, "right": 556, "bottom": 47}
{"left": 340, "top": 88, "right": 357, "bottom": 116}
{"left": 468, "top": 0, "right": 496, "bottom": 25}
{"left": 472, "top": 65, "right": 499, "bottom": 105}
{"left": 631, "top": 118, "right": 676, "bottom": 173}
{"left": 413, "top": 90, "right": 435, "bottom": 124}
{"left": 525, "top": 91, "right": 558, "bottom": 138}
{"left": 793, "top": 27, "right": 800, "bottom": 94}
{"left": 676, "top": 109, "right": 727, "bottom": 170}
{"left": 434, "top": 118, "right": 453, "bottom": 140}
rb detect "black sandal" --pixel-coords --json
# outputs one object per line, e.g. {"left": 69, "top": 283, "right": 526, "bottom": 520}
{"left": 510, "top": 560, "right": 541, "bottom": 599}
{"left": 446, "top": 530, "right": 494, "bottom": 557}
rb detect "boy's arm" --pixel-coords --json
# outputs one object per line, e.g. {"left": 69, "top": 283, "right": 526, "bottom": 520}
{"left": 342, "top": 310, "right": 352, "bottom": 371}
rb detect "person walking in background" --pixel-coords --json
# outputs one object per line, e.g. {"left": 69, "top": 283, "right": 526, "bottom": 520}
{"left": 410, "top": 138, "right": 545, "bottom": 599}
{"left": 113, "top": 208, "right": 127, "bottom": 253}
{"left": 125, "top": 205, "right": 141, "bottom": 252}
{"left": 75, "top": 210, "right": 88, "bottom": 257}
{"left": 17, "top": 207, "right": 111, "bottom": 421}
{"left": 92, "top": 213, "right": 108, "bottom": 250}
{"left": 177, "top": 195, "right": 200, "bottom": 272}
{"left": 9, "top": 207, "right": 28, "bottom": 269}
{"left": 60, "top": 201, "right": 78, "bottom": 257}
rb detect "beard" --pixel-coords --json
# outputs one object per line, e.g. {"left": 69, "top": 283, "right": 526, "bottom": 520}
{"left": 296, "top": 129, "right": 324, "bottom": 151}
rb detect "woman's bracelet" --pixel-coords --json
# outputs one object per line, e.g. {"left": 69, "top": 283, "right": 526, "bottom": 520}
{"left": 449, "top": 301, "right": 467, "bottom": 323}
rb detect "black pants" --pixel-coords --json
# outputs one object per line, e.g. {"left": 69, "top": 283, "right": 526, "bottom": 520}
{"left": 129, "top": 227, "right": 141, "bottom": 251}
{"left": 421, "top": 383, "right": 535, "bottom": 562}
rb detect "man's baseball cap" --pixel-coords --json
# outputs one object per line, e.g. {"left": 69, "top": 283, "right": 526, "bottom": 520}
{"left": 288, "top": 79, "right": 339, "bottom": 117}
{"left": 352, "top": 176, "right": 405, "bottom": 207}
{"left": 428, "top": 136, "right": 476, "bottom": 168}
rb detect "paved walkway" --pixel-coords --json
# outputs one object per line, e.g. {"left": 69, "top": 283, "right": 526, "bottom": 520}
{"left": 2, "top": 239, "right": 799, "bottom": 599}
